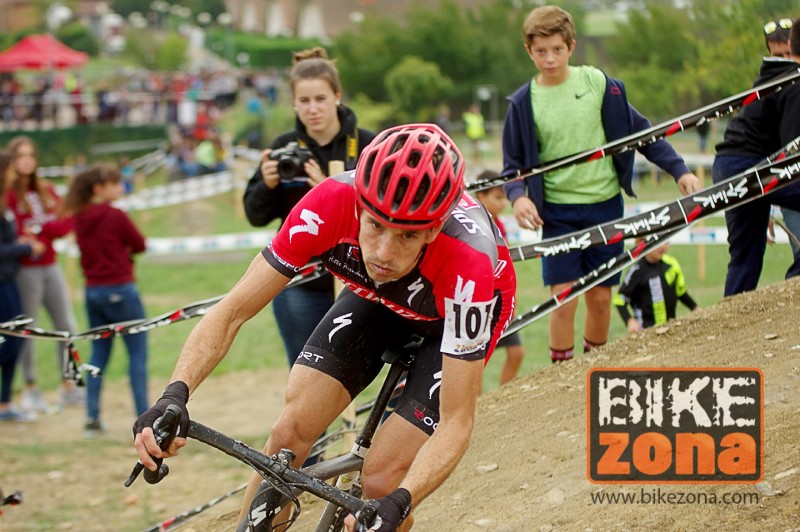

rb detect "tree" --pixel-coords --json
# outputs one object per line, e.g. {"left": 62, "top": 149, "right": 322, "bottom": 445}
{"left": 384, "top": 56, "right": 453, "bottom": 122}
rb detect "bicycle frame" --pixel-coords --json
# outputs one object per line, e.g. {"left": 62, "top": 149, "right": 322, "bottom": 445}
{"left": 189, "top": 349, "right": 413, "bottom": 531}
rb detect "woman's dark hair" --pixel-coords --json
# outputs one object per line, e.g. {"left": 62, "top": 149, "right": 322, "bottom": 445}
{"left": 63, "top": 164, "right": 121, "bottom": 215}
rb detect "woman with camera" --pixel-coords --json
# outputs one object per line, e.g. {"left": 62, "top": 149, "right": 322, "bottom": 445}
{"left": 243, "top": 47, "right": 375, "bottom": 367}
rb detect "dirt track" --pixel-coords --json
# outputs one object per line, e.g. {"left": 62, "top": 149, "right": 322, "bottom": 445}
{"left": 3, "top": 278, "right": 800, "bottom": 531}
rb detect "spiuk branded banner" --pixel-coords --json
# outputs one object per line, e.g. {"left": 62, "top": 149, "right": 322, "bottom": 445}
{"left": 586, "top": 368, "right": 763, "bottom": 484}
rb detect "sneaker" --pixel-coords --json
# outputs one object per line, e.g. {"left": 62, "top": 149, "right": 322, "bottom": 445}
{"left": 20, "top": 387, "right": 50, "bottom": 414}
{"left": 59, "top": 385, "right": 86, "bottom": 409}
{"left": 84, "top": 418, "right": 107, "bottom": 438}
{"left": 0, "top": 405, "right": 37, "bottom": 422}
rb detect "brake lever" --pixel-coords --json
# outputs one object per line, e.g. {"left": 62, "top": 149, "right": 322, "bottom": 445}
{"left": 124, "top": 404, "right": 181, "bottom": 487}
{"left": 354, "top": 499, "right": 380, "bottom": 531}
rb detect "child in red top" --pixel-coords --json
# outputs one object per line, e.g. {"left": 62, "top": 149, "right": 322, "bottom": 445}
{"left": 64, "top": 164, "right": 149, "bottom": 436}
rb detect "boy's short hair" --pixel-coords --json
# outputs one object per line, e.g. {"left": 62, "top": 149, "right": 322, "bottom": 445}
{"left": 523, "top": 5, "right": 575, "bottom": 47}
{"left": 790, "top": 19, "right": 799, "bottom": 56}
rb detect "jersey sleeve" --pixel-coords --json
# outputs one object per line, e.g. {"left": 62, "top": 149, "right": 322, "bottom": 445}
{"left": 262, "top": 177, "right": 355, "bottom": 277}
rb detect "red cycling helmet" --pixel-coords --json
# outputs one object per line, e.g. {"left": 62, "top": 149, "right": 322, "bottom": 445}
{"left": 356, "top": 123, "right": 465, "bottom": 230}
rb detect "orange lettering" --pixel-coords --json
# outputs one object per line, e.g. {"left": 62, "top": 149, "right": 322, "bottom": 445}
{"left": 632, "top": 432, "right": 672, "bottom": 476}
{"left": 597, "top": 433, "right": 629, "bottom": 475}
{"left": 675, "top": 433, "right": 716, "bottom": 475}
{"left": 718, "top": 432, "right": 756, "bottom": 475}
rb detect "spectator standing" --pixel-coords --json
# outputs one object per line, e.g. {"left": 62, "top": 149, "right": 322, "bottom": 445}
{"left": 463, "top": 103, "right": 486, "bottom": 162}
{"left": 763, "top": 18, "right": 800, "bottom": 283}
{"left": 712, "top": 19, "right": 800, "bottom": 295}
{"left": 5, "top": 136, "right": 81, "bottom": 413}
{"left": 764, "top": 18, "right": 793, "bottom": 58}
{"left": 474, "top": 171, "right": 527, "bottom": 385}
{"left": 63, "top": 164, "right": 149, "bottom": 436}
{"left": 0, "top": 150, "right": 45, "bottom": 422}
{"left": 243, "top": 47, "right": 375, "bottom": 366}
{"left": 613, "top": 241, "right": 697, "bottom": 334}
{"left": 502, "top": 6, "right": 701, "bottom": 363}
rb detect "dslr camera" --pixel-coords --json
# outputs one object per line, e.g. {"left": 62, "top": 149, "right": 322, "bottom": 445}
{"left": 269, "top": 142, "right": 314, "bottom": 181}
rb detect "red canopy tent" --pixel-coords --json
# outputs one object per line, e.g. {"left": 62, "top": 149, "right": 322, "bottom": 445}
{"left": 0, "top": 34, "right": 88, "bottom": 72}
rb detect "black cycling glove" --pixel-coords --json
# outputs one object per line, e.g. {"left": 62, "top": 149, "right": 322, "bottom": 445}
{"left": 132, "top": 381, "right": 190, "bottom": 439}
{"left": 363, "top": 488, "right": 412, "bottom": 532}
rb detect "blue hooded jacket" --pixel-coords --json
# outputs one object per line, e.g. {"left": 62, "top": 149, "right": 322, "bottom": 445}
{"left": 502, "top": 71, "right": 691, "bottom": 212}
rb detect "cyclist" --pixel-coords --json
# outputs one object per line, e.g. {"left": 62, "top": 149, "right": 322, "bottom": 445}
{"left": 133, "top": 124, "right": 517, "bottom": 531}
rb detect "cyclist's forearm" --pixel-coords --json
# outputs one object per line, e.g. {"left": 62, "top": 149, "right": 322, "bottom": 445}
{"left": 399, "top": 355, "right": 481, "bottom": 504}
{"left": 170, "top": 303, "right": 245, "bottom": 392}
{"left": 170, "top": 254, "right": 291, "bottom": 393}
{"left": 400, "top": 414, "right": 474, "bottom": 504}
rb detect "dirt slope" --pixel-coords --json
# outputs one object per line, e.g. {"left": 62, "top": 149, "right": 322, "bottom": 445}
{"left": 2, "top": 278, "right": 799, "bottom": 531}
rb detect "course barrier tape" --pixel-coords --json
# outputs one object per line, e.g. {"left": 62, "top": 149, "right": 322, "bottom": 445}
{"left": 467, "top": 67, "right": 800, "bottom": 193}
{"left": 507, "top": 147, "right": 800, "bottom": 261}
{"left": 500, "top": 136, "right": 800, "bottom": 336}
{"left": 0, "top": 261, "right": 325, "bottom": 344}
{"left": 501, "top": 226, "right": 683, "bottom": 338}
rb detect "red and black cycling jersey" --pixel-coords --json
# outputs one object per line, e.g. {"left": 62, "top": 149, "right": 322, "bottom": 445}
{"left": 262, "top": 172, "right": 516, "bottom": 361}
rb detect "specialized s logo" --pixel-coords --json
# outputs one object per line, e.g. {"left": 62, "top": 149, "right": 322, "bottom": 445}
{"left": 288, "top": 209, "right": 324, "bottom": 243}
{"left": 429, "top": 370, "right": 442, "bottom": 399}
{"left": 328, "top": 312, "right": 353, "bottom": 342}
{"left": 407, "top": 277, "right": 424, "bottom": 306}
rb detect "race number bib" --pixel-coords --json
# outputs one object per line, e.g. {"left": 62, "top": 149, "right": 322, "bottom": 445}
{"left": 442, "top": 297, "right": 497, "bottom": 356}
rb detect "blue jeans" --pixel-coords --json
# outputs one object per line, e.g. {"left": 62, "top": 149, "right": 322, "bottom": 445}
{"left": 85, "top": 283, "right": 148, "bottom": 420}
{"left": 272, "top": 285, "right": 335, "bottom": 366}
{"left": 713, "top": 154, "right": 800, "bottom": 296}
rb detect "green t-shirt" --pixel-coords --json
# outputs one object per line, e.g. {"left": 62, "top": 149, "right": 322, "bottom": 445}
{"left": 531, "top": 65, "right": 619, "bottom": 204}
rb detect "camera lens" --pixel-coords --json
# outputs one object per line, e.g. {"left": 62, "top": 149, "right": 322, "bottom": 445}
{"left": 277, "top": 157, "right": 300, "bottom": 180}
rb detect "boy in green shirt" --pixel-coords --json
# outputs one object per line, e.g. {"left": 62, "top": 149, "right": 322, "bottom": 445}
{"left": 502, "top": 5, "right": 701, "bottom": 362}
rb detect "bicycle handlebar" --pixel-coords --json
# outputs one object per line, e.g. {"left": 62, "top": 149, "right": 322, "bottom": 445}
{"left": 126, "top": 408, "right": 377, "bottom": 528}
{"left": 124, "top": 405, "right": 181, "bottom": 487}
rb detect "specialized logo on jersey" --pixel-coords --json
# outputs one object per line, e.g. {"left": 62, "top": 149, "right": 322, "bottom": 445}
{"left": 288, "top": 208, "right": 324, "bottom": 243}
{"left": 407, "top": 277, "right": 424, "bottom": 306}
{"left": 451, "top": 207, "right": 487, "bottom": 236}
{"left": 457, "top": 193, "right": 481, "bottom": 210}
{"left": 442, "top": 275, "right": 497, "bottom": 356}
{"left": 328, "top": 312, "right": 353, "bottom": 342}
{"left": 429, "top": 370, "right": 442, "bottom": 399}
{"left": 493, "top": 259, "right": 508, "bottom": 278}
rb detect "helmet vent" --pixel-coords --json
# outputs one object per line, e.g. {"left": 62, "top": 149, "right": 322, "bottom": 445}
{"left": 378, "top": 162, "right": 395, "bottom": 201}
{"left": 432, "top": 180, "right": 451, "bottom": 210}
{"left": 411, "top": 174, "right": 431, "bottom": 210}
{"left": 393, "top": 176, "right": 410, "bottom": 210}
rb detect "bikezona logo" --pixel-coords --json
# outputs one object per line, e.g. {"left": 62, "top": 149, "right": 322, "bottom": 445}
{"left": 587, "top": 368, "right": 763, "bottom": 484}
